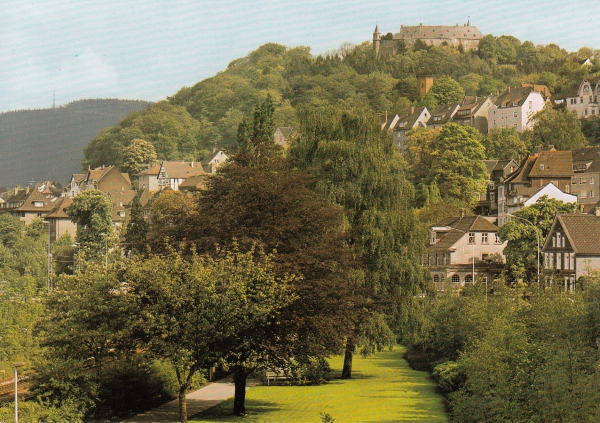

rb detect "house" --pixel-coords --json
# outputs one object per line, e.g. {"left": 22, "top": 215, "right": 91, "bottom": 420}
{"left": 452, "top": 96, "right": 495, "bottom": 134}
{"left": 45, "top": 196, "right": 77, "bottom": 243}
{"left": 178, "top": 175, "right": 208, "bottom": 192}
{"left": 542, "top": 214, "right": 600, "bottom": 290}
{"left": 571, "top": 146, "right": 600, "bottom": 211}
{"left": 138, "top": 161, "right": 206, "bottom": 191}
{"left": 200, "top": 150, "right": 228, "bottom": 174}
{"left": 425, "top": 212, "right": 506, "bottom": 294}
{"left": 488, "top": 86, "right": 546, "bottom": 132}
{"left": 0, "top": 185, "right": 60, "bottom": 224}
{"left": 476, "top": 159, "right": 519, "bottom": 216}
{"left": 274, "top": 127, "right": 299, "bottom": 148}
{"left": 387, "top": 106, "right": 430, "bottom": 150}
{"left": 498, "top": 183, "right": 577, "bottom": 226}
{"left": 521, "top": 83, "right": 552, "bottom": 100}
{"left": 81, "top": 166, "right": 132, "bottom": 194}
{"left": 65, "top": 173, "right": 86, "bottom": 197}
{"left": 565, "top": 77, "right": 600, "bottom": 118}
{"left": 427, "top": 103, "right": 460, "bottom": 130}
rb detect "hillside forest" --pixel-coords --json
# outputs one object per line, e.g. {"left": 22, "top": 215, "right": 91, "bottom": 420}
{"left": 2, "top": 35, "right": 600, "bottom": 423}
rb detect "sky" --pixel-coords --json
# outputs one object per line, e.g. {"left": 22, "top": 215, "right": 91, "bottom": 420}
{"left": 1, "top": 0, "right": 598, "bottom": 113}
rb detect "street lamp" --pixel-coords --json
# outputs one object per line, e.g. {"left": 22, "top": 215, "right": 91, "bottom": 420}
{"left": 506, "top": 213, "right": 540, "bottom": 287}
{"left": 71, "top": 242, "right": 81, "bottom": 274}
{"left": 13, "top": 361, "right": 25, "bottom": 423}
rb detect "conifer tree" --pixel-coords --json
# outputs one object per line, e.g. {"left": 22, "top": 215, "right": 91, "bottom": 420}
{"left": 124, "top": 196, "right": 148, "bottom": 254}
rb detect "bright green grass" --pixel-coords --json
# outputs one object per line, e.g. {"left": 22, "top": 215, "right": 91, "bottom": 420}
{"left": 190, "top": 346, "right": 448, "bottom": 423}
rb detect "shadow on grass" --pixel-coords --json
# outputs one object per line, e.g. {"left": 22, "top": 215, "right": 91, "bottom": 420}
{"left": 190, "top": 399, "right": 280, "bottom": 422}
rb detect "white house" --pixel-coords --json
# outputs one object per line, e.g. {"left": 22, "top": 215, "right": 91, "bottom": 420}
{"left": 426, "top": 213, "right": 507, "bottom": 294}
{"left": 488, "top": 86, "right": 545, "bottom": 132}
{"left": 565, "top": 77, "right": 600, "bottom": 118}
{"left": 386, "top": 106, "right": 430, "bottom": 150}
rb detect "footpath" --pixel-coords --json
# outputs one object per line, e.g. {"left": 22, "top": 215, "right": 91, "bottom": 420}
{"left": 123, "top": 376, "right": 240, "bottom": 423}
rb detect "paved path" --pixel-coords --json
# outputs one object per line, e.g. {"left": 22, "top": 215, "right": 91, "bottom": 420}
{"left": 123, "top": 377, "right": 258, "bottom": 423}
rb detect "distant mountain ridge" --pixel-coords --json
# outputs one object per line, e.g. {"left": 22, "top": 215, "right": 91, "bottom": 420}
{"left": 0, "top": 99, "right": 152, "bottom": 188}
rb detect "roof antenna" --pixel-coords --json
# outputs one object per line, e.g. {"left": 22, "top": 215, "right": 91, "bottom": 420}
{"left": 52, "top": 90, "right": 55, "bottom": 109}
{"left": 467, "top": 16, "right": 470, "bottom": 26}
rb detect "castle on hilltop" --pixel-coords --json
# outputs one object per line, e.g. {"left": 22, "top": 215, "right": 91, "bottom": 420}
{"left": 373, "top": 20, "right": 482, "bottom": 57}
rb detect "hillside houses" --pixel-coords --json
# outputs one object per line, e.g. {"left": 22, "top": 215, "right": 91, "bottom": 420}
{"left": 488, "top": 86, "right": 546, "bottom": 132}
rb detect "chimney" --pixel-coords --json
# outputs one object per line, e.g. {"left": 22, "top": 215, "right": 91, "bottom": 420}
{"left": 191, "top": 161, "right": 194, "bottom": 167}
{"left": 410, "top": 106, "right": 415, "bottom": 114}
{"left": 459, "top": 208, "right": 466, "bottom": 218}
{"left": 507, "top": 86, "right": 511, "bottom": 92}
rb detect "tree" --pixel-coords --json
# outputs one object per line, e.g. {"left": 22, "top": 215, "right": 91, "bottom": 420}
{"left": 498, "top": 196, "right": 576, "bottom": 282}
{"left": 424, "top": 123, "right": 488, "bottom": 208}
{"left": 124, "top": 196, "right": 148, "bottom": 254}
{"left": 421, "top": 75, "right": 465, "bottom": 109}
{"left": 66, "top": 190, "right": 115, "bottom": 259}
{"left": 294, "top": 104, "right": 428, "bottom": 378}
{"left": 525, "top": 107, "right": 588, "bottom": 150}
{"left": 123, "top": 247, "right": 294, "bottom": 421}
{"left": 120, "top": 139, "right": 157, "bottom": 179}
{"left": 403, "top": 127, "right": 441, "bottom": 187}
{"left": 481, "top": 127, "right": 530, "bottom": 161}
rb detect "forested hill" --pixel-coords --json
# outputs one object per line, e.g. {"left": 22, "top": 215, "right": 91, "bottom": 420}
{"left": 82, "top": 38, "right": 598, "bottom": 169}
{"left": 0, "top": 99, "right": 152, "bottom": 187}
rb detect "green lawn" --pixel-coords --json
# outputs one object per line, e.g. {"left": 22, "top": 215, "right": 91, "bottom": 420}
{"left": 190, "top": 347, "right": 448, "bottom": 423}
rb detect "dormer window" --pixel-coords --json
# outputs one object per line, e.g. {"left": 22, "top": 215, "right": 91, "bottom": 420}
{"left": 512, "top": 102, "right": 518, "bottom": 106}
{"left": 539, "top": 164, "right": 544, "bottom": 170}
{"left": 430, "top": 231, "right": 437, "bottom": 244}
{"left": 33, "top": 201, "right": 44, "bottom": 208}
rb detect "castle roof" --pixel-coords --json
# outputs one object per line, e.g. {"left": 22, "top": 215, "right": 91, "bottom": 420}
{"left": 394, "top": 23, "right": 482, "bottom": 41}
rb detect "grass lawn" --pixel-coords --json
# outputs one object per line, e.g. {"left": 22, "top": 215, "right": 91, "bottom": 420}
{"left": 190, "top": 346, "right": 447, "bottom": 423}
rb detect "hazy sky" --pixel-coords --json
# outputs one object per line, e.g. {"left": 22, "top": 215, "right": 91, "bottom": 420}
{"left": 1, "top": 0, "right": 598, "bottom": 112}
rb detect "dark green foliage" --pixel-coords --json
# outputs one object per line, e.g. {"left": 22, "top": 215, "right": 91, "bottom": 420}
{"left": 124, "top": 196, "right": 148, "bottom": 253}
{"left": 481, "top": 127, "right": 530, "bottom": 161}
{"left": 406, "top": 283, "right": 600, "bottom": 423}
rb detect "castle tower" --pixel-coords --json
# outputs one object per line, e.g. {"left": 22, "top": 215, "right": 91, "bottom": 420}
{"left": 373, "top": 24, "right": 381, "bottom": 58}
{"left": 417, "top": 74, "right": 434, "bottom": 99}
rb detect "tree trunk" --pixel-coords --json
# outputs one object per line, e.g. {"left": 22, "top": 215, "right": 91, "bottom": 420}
{"left": 233, "top": 368, "right": 247, "bottom": 416}
{"left": 178, "top": 385, "right": 188, "bottom": 423}
{"left": 341, "top": 339, "right": 354, "bottom": 379}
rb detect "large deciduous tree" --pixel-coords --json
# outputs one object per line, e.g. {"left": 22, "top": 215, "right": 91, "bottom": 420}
{"left": 120, "top": 138, "right": 157, "bottom": 179}
{"left": 66, "top": 190, "right": 115, "bottom": 259}
{"left": 481, "top": 127, "right": 530, "bottom": 161}
{"left": 525, "top": 107, "right": 588, "bottom": 151}
{"left": 421, "top": 75, "right": 465, "bottom": 109}
{"left": 293, "top": 104, "right": 428, "bottom": 378}
{"left": 424, "top": 123, "right": 488, "bottom": 208}
{"left": 124, "top": 247, "right": 294, "bottom": 421}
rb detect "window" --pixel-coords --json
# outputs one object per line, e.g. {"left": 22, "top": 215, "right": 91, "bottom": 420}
{"left": 482, "top": 233, "right": 488, "bottom": 244}
{"left": 581, "top": 97, "right": 584, "bottom": 104}
{"left": 495, "top": 233, "right": 502, "bottom": 244}
{"left": 465, "top": 274, "right": 473, "bottom": 284}
{"left": 513, "top": 111, "right": 518, "bottom": 118}
{"left": 490, "top": 192, "right": 496, "bottom": 203}
{"left": 566, "top": 184, "right": 570, "bottom": 193}
{"left": 590, "top": 96, "right": 593, "bottom": 103}
{"left": 512, "top": 102, "right": 518, "bottom": 107}
{"left": 118, "top": 211, "right": 126, "bottom": 218}
{"left": 33, "top": 201, "right": 44, "bottom": 207}
{"left": 544, "top": 252, "right": 549, "bottom": 267}
{"left": 452, "top": 274, "right": 460, "bottom": 284}
{"left": 468, "top": 232, "right": 475, "bottom": 244}
{"left": 488, "top": 182, "right": 495, "bottom": 190}
{"left": 437, "top": 255, "right": 442, "bottom": 265}
{"left": 572, "top": 178, "right": 578, "bottom": 184}
{"left": 556, "top": 232, "right": 561, "bottom": 246}
{"left": 540, "top": 164, "right": 545, "bottom": 170}
{"left": 591, "top": 190, "right": 595, "bottom": 198}
{"left": 591, "top": 177, "right": 595, "bottom": 184}
{"left": 580, "top": 190, "right": 588, "bottom": 198}
{"left": 549, "top": 253, "right": 554, "bottom": 268}
{"left": 433, "top": 275, "right": 440, "bottom": 283}
{"left": 557, "top": 253, "right": 562, "bottom": 270}
{"left": 529, "top": 101, "right": 533, "bottom": 109}
{"left": 430, "top": 231, "right": 436, "bottom": 244}
{"left": 585, "top": 109, "right": 588, "bottom": 116}
{"left": 552, "top": 236, "right": 556, "bottom": 247}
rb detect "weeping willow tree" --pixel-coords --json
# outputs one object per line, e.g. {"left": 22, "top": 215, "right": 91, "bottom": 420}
{"left": 292, "top": 104, "right": 429, "bottom": 378}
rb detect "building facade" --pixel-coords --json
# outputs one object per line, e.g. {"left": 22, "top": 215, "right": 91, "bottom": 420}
{"left": 488, "top": 87, "right": 546, "bottom": 132}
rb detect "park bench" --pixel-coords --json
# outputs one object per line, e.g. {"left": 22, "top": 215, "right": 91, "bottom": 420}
{"left": 265, "top": 368, "right": 290, "bottom": 385}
